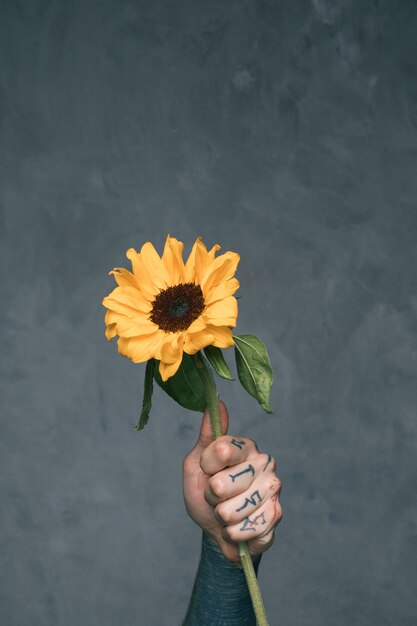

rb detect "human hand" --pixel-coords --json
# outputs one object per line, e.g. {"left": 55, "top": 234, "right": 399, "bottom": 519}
{"left": 183, "top": 401, "right": 282, "bottom": 563}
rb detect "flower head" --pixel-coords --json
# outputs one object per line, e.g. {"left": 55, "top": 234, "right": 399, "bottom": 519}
{"left": 103, "top": 235, "right": 240, "bottom": 381}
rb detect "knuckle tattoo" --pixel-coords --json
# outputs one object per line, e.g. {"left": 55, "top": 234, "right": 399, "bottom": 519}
{"left": 260, "top": 453, "right": 276, "bottom": 472}
{"left": 228, "top": 463, "right": 255, "bottom": 483}
{"left": 235, "top": 490, "right": 262, "bottom": 512}
{"left": 239, "top": 511, "right": 267, "bottom": 534}
{"left": 250, "top": 439, "right": 260, "bottom": 452}
{"left": 230, "top": 438, "right": 246, "bottom": 450}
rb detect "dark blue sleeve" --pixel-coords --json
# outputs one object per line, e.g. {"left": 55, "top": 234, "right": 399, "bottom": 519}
{"left": 182, "top": 533, "right": 261, "bottom": 626}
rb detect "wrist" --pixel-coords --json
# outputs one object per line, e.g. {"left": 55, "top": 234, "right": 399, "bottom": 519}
{"left": 183, "top": 532, "right": 261, "bottom": 626}
{"left": 205, "top": 528, "right": 263, "bottom": 567}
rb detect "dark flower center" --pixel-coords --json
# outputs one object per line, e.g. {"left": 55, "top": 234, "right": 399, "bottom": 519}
{"left": 150, "top": 283, "right": 205, "bottom": 332}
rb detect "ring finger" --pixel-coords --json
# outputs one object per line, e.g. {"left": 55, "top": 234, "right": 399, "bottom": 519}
{"left": 214, "top": 474, "right": 281, "bottom": 526}
{"left": 223, "top": 494, "right": 282, "bottom": 543}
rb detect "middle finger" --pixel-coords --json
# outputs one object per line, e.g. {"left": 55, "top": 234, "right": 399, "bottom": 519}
{"left": 204, "top": 453, "right": 272, "bottom": 506}
{"left": 214, "top": 474, "right": 281, "bottom": 526}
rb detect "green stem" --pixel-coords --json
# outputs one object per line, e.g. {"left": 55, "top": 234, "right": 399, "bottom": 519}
{"left": 192, "top": 351, "right": 269, "bottom": 626}
{"left": 239, "top": 541, "right": 269, "bottom": 626}
{"left": 192, "top": 351, "right": 222, "bottom": 439}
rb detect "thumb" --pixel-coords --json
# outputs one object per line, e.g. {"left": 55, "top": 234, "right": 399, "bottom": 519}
{"left": 194, "top": 399, "right": 229, "bottom": 451}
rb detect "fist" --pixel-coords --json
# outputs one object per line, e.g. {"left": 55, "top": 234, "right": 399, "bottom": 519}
{"left": 183, "top": 401, "right": 282, "bottom": 563}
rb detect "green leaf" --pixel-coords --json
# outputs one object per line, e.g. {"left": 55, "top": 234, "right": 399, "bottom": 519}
{"left": 234, "top": 334, "right": 274, "bottom": 413}
{"left": 204, "top": 346, "right": 234, "bottom": 380}
{"left": 153, "top": 353, "right": 206, "bottom": 412}
{"left": 135, "top": 359, "right": 155, "bottom": 431}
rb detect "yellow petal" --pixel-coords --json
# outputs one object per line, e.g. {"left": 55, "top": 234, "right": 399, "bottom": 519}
{"left": 115, "top": 317, "right": 157, "bottom": 338}
{"left": 197, "top": 243, "right": 222, "bottom": 283}
{"left": 184, "top": 237, "right": 202, "bottom": 282}
{"left": 207, "top": 243, "right": 222, "bottom": 260}
{"left": 206, "top": 325, "right": 234, "bottom": 348}
{"left": 126, "top": 248, "right": 159, "bottom": 299}
{"left": 200, "top": 251, "right": 240, "bottom": 293}
{"left": 109, "top": 285, "right": 151, "bottom": 308}
{"left": 140, "top": 242, "right": 171, "bottom": 289}
{"left": 105, "top": 310, "right": 118, "bottom": 325}
{"left": 185, "top": 238, "right": 221, "bottom": 284}
{"left": 205, "top": 316, "right": 237, "bottom": 327}
{"left": 183, "top": 329, "right": 214, "bottom": 354}
{"left": 156, "top": 332, "right": 184, "bottom": 363}
{"left": 103, "top": 298, "right": 140, "bottom": 318}
{"left": 204, "top": 296, "right": 238, "bottom": 326}
{"left": 105, "top": 323, "right": 117, "bottom": 341}
{"left": 187, "top": 317, "right": 207, "bottom": 333}
{"left": 205, "top": 278, "right": 240, "bottom": 305}
{"left": 117, "top": 333, "right": 159, "bottom": 363}
{"left": 105, "top": 309, "right": 151, "bottom": 329}
{"left": 161, "top": 235, "right": 186, "bottom": 284}
{"left": 125, "top": 248, "right": 144, "bottom": 280}
{"left": 109, "top": 268, "right": 137, "bottom": 288}
{"left": 103, "top": 286, "right": 152, "bottom": 317}
{"left": 153, "top": 332, "right": 185, "bottom": 380}
{"left": 158, "top": 335, "right": 184, "bottom": 380}
{"left": 159, "top": 355, "right": 183, "bottom": 381}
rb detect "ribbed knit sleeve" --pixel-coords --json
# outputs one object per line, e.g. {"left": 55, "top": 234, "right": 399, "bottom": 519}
{"left": 182, "top": 533, "right": 261, "bottom": 626}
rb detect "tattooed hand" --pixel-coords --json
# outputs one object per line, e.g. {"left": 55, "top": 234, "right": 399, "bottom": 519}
{"left": 183, "top": 401, "right": 282, "bottom": 563}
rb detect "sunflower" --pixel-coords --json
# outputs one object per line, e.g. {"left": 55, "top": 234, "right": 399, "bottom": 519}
{"left": 102, "top": 235, "right": 240, "bottom": 381}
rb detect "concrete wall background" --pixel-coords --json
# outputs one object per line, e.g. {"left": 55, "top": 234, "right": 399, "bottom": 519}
{"left": 1, "top": 1, "right": 416, "bottom": 624}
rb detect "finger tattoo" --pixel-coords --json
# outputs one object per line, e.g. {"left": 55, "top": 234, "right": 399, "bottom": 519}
{"left": 262, "top": 453, "right": 272, "bottom": 472}
{"left": 229, "top": 464, "right": 255, "bottom": 482}
{"left": 230, "top": 438, "right": 246, "bottom": 450}
{"left": 239, "top": 512, "right": 267, "bottom": 532}
{"left": 236, "top": 490, "right": 261, "bottom": 512}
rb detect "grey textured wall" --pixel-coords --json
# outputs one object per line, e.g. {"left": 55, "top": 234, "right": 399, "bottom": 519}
{"left": 1, "top": 1, "right": 417, "bottom": 624}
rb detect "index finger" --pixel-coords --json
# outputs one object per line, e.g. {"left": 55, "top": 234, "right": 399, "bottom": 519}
{"left": 200, "top": 436, "right": 257, "bottom": 476}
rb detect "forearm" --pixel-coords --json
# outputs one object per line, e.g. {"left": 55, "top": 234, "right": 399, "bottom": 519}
{"left": 182, "top": 532, "right": 261, "bottom": 626}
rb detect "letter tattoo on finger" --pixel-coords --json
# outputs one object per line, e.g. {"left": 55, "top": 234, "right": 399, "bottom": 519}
{"left": 236, "top": 490, "right": 261, "bottom": 512}
{"left": 229, "top": 464, "right": 255, "bottom": 482}
{"left": 230, "top": 438, "right": 246, "bottom": 450}
{"left": 262, "top": 454, "right": 272, "bottom": 472}
{"left": 239, "top": 512, "right": 267, "bottom": 532}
